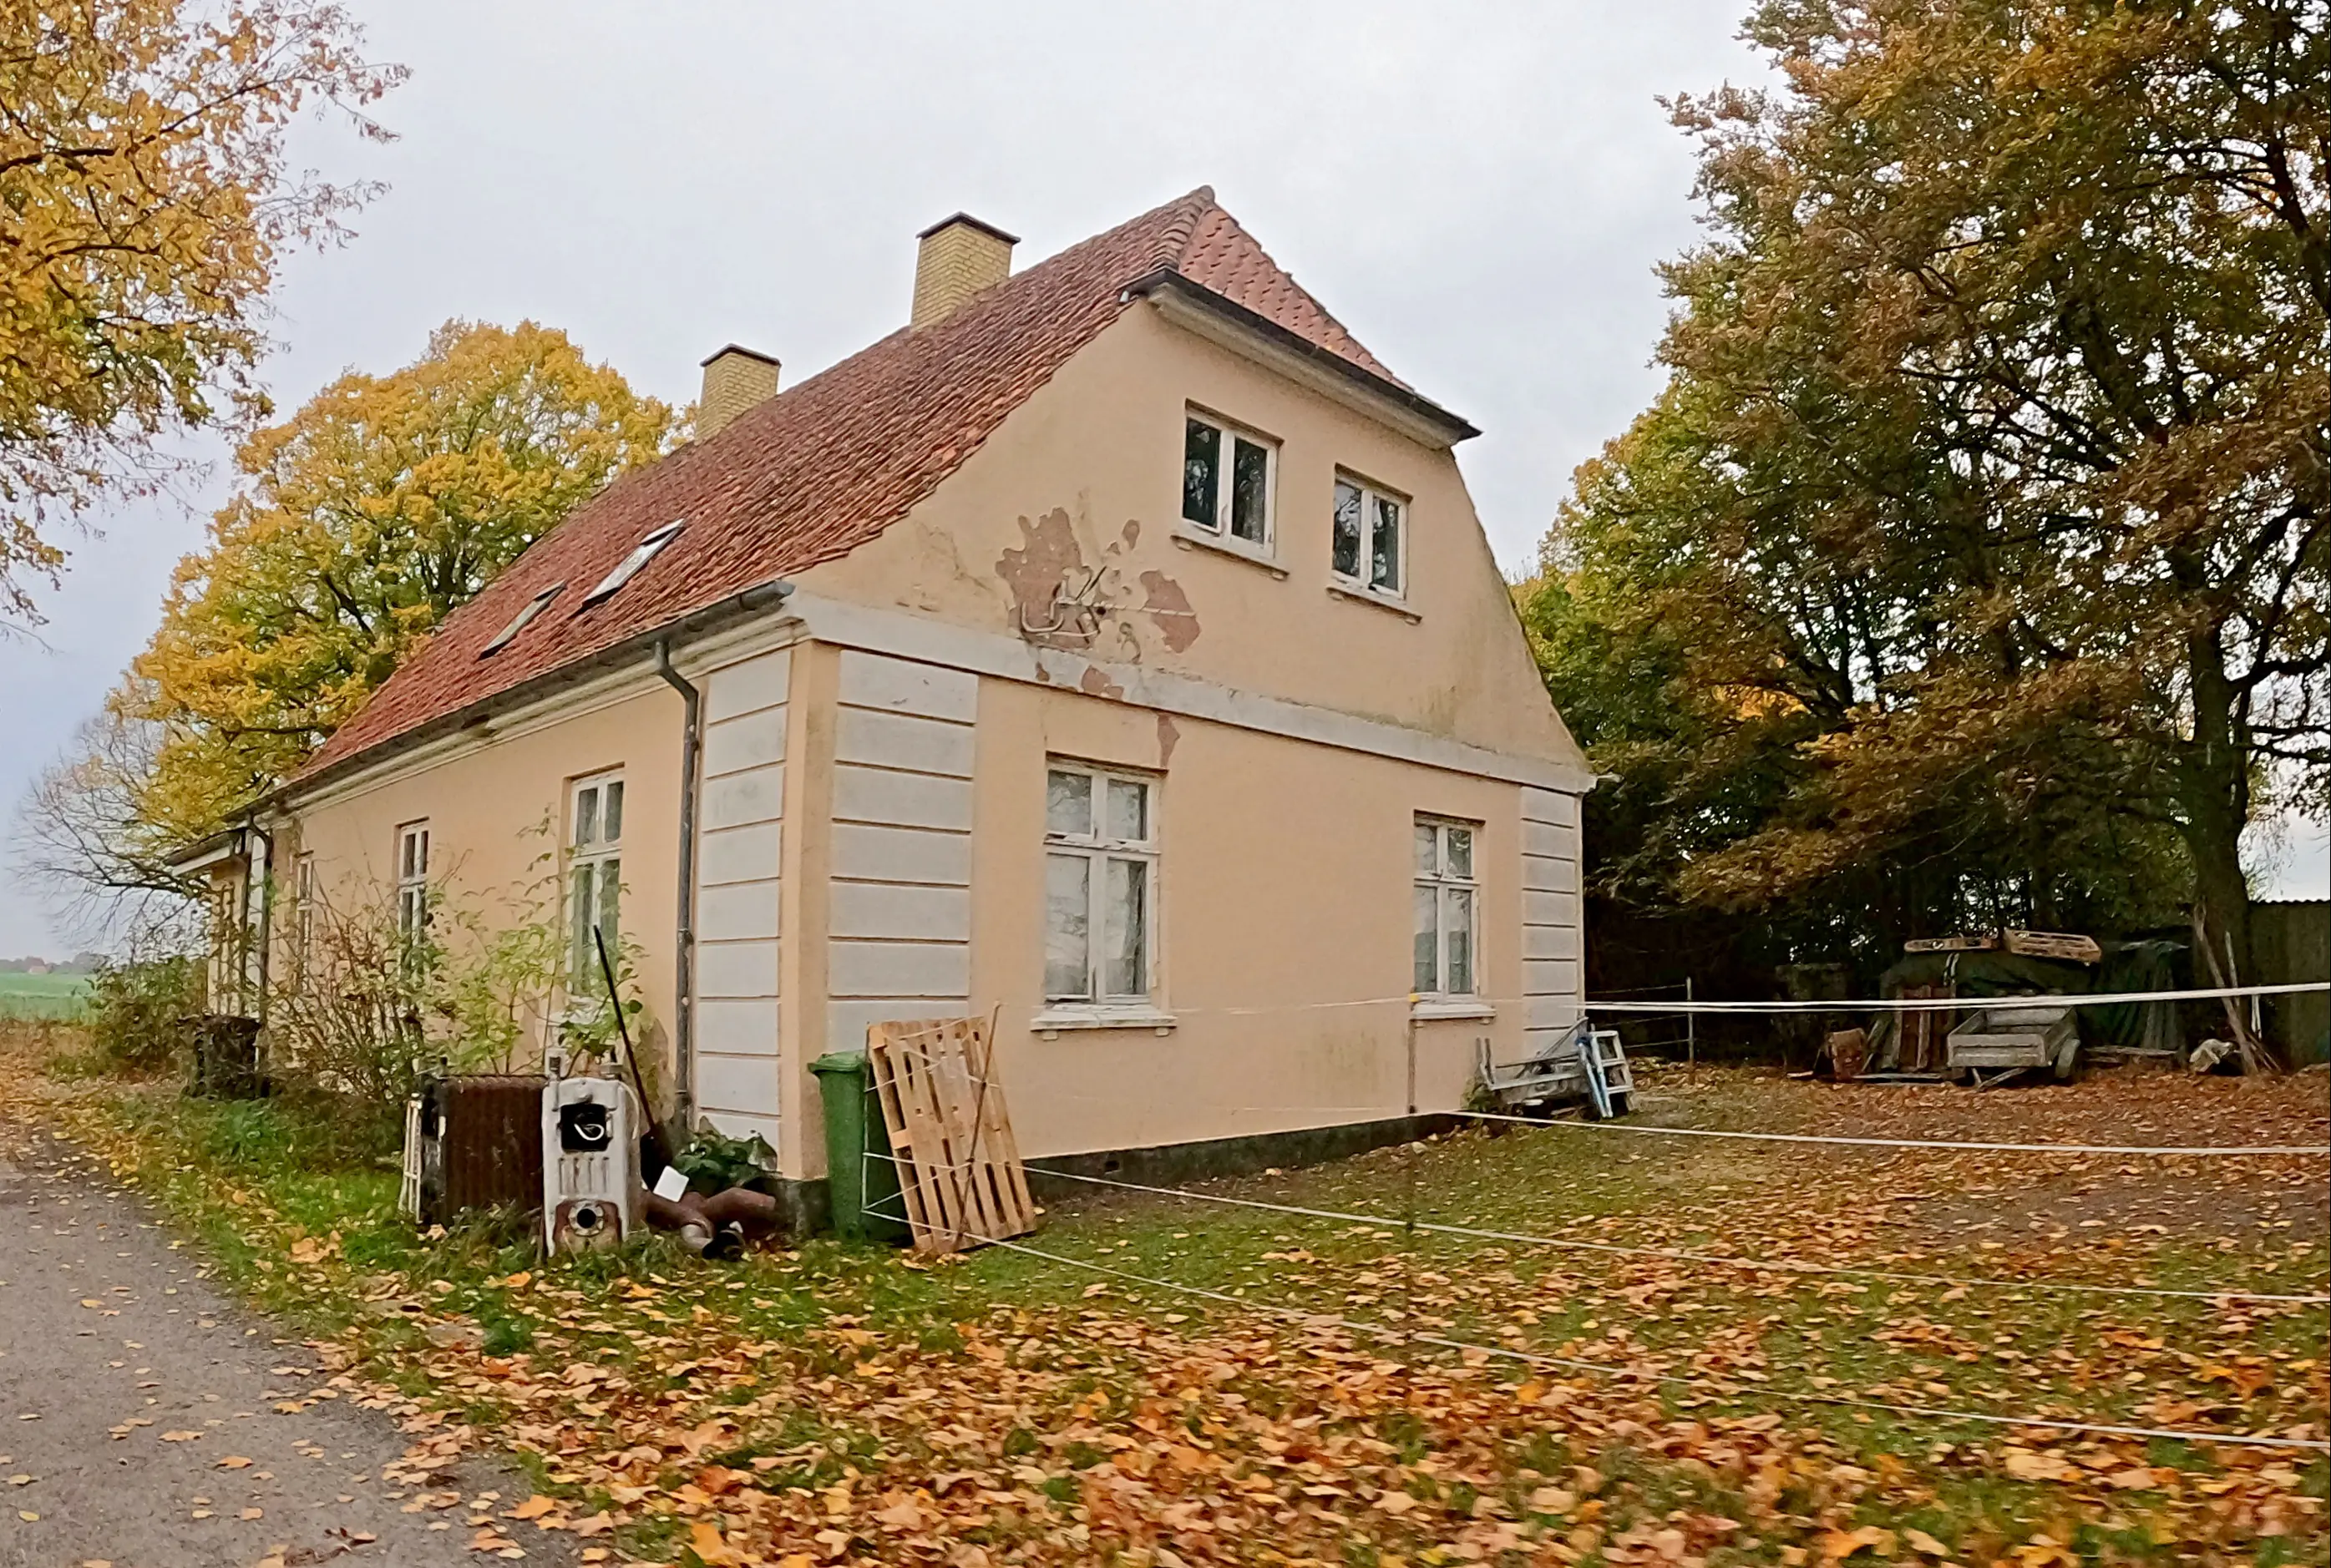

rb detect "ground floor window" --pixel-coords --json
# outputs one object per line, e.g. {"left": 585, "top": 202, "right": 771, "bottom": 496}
{"left": 1044, "top": 763, "right": 1158, "bottom": 1005}
{"left": 395, "top": 822, "right": 431, "bottom": 941}
{"left": 568, "top": 772, "right": 624, "bottom": 991}
{"left": 1413, "top": 817, "right": 1477, "bottom": 997}
{"left": 294, "top": 851, "right": 317, "bottom": 976}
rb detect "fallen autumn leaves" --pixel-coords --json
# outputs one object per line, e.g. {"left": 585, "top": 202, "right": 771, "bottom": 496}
{"left": 5, "top": 1037, "right": 2323, "bottom": 1567}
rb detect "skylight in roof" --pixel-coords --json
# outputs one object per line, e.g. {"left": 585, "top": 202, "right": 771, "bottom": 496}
{"left": 479, "top": 582, "right": 565, "bottom": 657}
{"left": 580, "top": 520, "right": 684, "bottom": 609}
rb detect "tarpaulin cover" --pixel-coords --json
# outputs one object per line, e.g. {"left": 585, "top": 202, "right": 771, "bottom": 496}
{"left": 1865, "top": 940, "right": 2185, "bottom": 1070}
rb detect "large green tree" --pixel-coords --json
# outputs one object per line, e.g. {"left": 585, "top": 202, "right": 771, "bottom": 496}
{"left": 1533, "top": 0, "right": 2328, "bottom": 973}
{"left": 124, "top": 319, "right": 679, "bottom": 841}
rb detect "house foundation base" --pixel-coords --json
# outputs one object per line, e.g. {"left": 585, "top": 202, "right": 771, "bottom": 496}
{"left": 780, "top": 1114, "right": 1468, "bottom": 1243}
{"left": 1022, "top": 1113, "right": 1468, "bottom": 1204}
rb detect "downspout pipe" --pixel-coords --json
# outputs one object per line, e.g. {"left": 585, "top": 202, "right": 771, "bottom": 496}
{"left": 654, "top": 638, "right": 703, "bottom": 1135}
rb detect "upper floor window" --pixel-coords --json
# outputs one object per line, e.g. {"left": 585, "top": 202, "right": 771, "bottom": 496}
{"left": 1333, "top": 473, "right": 1406, "bottom": 597}
{"left": 395, "top": 822, "right": 431, "bottom": 940}
{"left": 1182, "top": 411, "right": 1275, "bottom": 549}
{"left": 1413, "top": 817, "right": 1477, "bottom": 997}
{"left": 581, "top": 521, "right": 682, "bottom": 609}
{"left": 1044, "top": 763, "right": 1158, "bottom": 1006}
{"left": 568, "top": 772, "right": 624, "bottom": 989}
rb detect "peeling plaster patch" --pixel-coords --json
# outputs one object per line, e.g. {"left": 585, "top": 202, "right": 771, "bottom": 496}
{"left": 1077, "top": 665, "right": 1125, "bottom": 701}
{"left": 1121, "top": 518, "right": 1140, "bottom": 549}
{"left": 1156, "top": 712, "right": 1179, "bottom": 769}
{"left": 998, "top": 508, "right": 1099, "bottom": 649}
{"left": 1139, "top": 570, "right": 1201, "bottom": 652}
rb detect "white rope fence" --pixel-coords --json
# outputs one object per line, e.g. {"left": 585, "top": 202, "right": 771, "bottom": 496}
{"left": 1153, "top": 980, "right": 2328, "bottom": 1018}
{"left": 848, "top": 1004, "right": 2329, "bottom": 1450}
{"left": 1460, "top": 1110, "right": 2331, "bottom": 1157}
{"left": 1582, "top": 981, "right": 2329, "bottom": 1013}
{"left": 1019, "top": 1163, "right": 2331, "bottom": 1305}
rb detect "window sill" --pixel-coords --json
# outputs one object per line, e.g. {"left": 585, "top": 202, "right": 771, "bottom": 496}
{"left": 1032, "top": 1007, "right": 1178, "bottom": 1038}
{"left": 1411, "top": 999, "right": 1494, "bottom": 1022}
{"left": 1173, "top": 527, "right": 1288, "bottom": 579}
{"left": 1325, "top": 581, "right": 1421, "bottom": 622}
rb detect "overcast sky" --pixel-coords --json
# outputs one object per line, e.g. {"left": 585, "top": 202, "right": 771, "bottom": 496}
{"left": 3, "top": 3, "right": 2322, "bottom": 955}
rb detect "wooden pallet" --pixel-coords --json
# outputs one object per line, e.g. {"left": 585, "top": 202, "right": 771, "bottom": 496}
{"left": 865, "top": 1017, "right": 1035, "bottom": 1254}
{"left": 1903, "top": 933, "right": 1999, "bottom": 953}
{"left": 2000, "top": 928, "right": 2102, "bottom": 964}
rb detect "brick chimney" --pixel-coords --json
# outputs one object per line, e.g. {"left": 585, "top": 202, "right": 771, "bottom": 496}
{"left": 697, "top": 345, "right": 780, "bottom": 439}
{"left": 911, "top": 214, "right": 1018, "bottom": 329}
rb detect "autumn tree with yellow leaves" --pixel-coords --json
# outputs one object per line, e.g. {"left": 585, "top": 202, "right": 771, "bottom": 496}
{"left": 0, "top": 0, "right": 403, "bottom": 628}
{"left": 121, "top": 319, "right": 679, "bottom": 842}
{"left": 1528, "top": 0, "right": 2327, "bottom": 984}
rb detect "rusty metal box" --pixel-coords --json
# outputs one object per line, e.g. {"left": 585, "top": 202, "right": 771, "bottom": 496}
{"left": 415, "top": 1075, "right": 545, "bottom": 1227}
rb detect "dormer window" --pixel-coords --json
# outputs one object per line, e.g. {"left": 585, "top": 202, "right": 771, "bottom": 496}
{"left": 1182, "top": 410, "right": 1274, "bottom": 549}
{"left": 580, "top": 521, "right": 683, "bottom": 609}
{"left": 479, "top": 583, "right": 564, "bottom": 657}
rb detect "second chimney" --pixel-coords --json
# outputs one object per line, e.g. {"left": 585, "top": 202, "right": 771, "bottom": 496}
{"left": 912, "top": 213, "right": 1018, "bottom": 329}
{"left": 697, "top": 344, "right": 781, "bottom": 439}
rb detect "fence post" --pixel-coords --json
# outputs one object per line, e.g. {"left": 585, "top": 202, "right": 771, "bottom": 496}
{"left": 1685, "top": 976, "right": 1696, "bottom": 1068}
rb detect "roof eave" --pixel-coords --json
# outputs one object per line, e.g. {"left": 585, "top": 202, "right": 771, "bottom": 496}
{"left": 163, "top": 825, "right": 249, "bottom": 874}
{"left": 1122, "top": 268, "right": 1480, "bottom": 450}
{"left": 273, "top": 578, "right": 798, "bottom": 812}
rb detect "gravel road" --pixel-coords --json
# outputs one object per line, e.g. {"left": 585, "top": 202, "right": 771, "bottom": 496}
{"left": 0, "top": 1122, "right": 580, "bottom": 1568}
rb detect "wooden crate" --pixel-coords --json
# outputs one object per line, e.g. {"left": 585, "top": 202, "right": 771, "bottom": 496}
{"left": 865, "top": 1017, "right": 1035, "bottom": 1254}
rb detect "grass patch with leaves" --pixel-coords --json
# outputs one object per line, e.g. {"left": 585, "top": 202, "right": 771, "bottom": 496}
{"left": 7, "top": 1030, "right": 2323, "bottom": 1567}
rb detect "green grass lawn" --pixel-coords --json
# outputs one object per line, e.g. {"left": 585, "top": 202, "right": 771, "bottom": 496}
{"left": 18, "top": 1044, "right": 2328, "bottom": 1566}
{"left": 0, "top": 969, "right": 89, "bottom": 1020}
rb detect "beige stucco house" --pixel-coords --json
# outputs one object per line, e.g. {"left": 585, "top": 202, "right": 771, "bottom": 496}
{"left": 190, "top": 189, "right": 1594, "bottom": 1211}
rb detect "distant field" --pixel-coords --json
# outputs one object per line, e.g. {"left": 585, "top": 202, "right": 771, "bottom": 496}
{"left": 0, "top": 971, "right": 90, "bottom": 1021}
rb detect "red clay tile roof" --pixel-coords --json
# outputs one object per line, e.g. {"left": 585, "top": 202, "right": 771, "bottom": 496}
{"left": 300, "top": 188, "right": 1408, "bottom": 781}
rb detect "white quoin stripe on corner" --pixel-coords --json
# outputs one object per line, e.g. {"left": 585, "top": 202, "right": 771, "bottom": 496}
{"left": 692, "top": 647, "right": 789, "bottom": 1147}
{"left": 827, "top": 650, "right": 977, "bottom": 1056}
{"left": 1518, "top": 785, "right": 1585, "bottom": 1062}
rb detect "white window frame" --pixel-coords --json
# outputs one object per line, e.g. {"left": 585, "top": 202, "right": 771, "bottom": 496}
{"left": 580, "top": 521, "right": 682, "bottom": 609}
{"left": 480, "top": 581, "right": 564, "bottom": 656}
{"left": 1180, "top": 408, "right": 1278, "bottom": 557}
{"left": 566, "top": 771, "right": 625, "bottom": 995}
{"left": 1332, "top": 471, "right": 1409, "bottom": 600}
{"left": 395, "top": 822, "right": 430, "bottom": 943}
{"left": 1037, "top": 762, "right": 1168, "bottom": 1028}
{"left": 293, "top": 851, "right": 317, "bottom": 976}
{"left": 1412, "top": 817, "right": 1485, "bottom": 1013}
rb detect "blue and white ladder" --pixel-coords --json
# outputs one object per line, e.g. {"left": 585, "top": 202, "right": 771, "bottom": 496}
{"left": 1577, "top": 1026, "right": 1636, "bottom": 1120}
